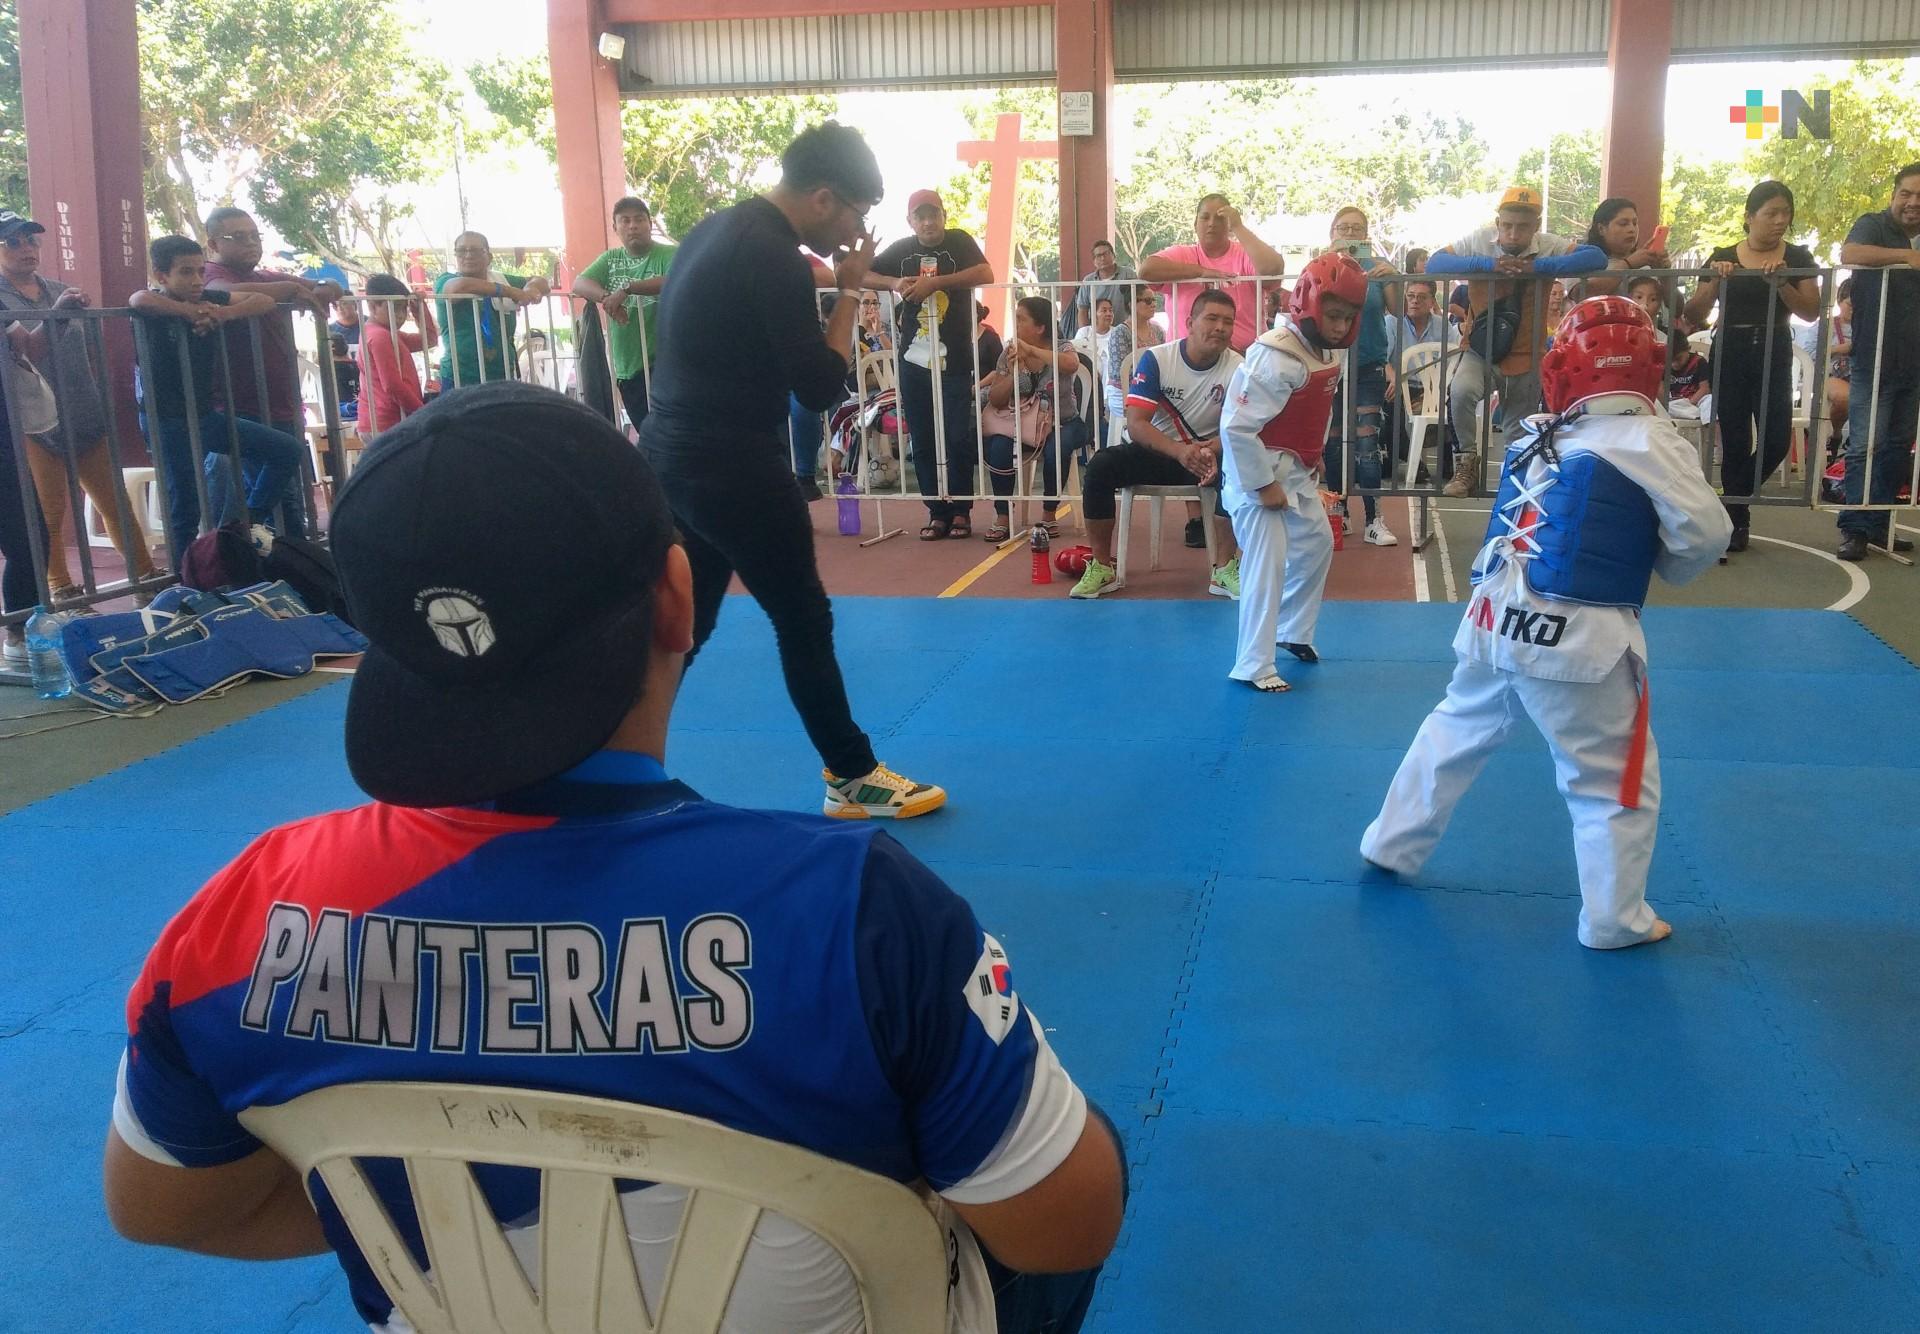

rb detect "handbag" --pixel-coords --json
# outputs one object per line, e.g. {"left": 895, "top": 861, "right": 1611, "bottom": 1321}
{"left": 979, "top": 392, "right": 1054, "bottom": 448}
{"left": 9, "top": 354, "right": 59, "bottom": 437}
{"left": 1467, "top": 298, "right": 1521, "bottom": 364}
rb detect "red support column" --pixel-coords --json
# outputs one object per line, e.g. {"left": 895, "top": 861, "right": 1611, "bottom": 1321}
{"left": 1054, "top": 0, "right": 1115, "bottom": 288}
{"left": 1601, "top": 0, "right": 1674, "bottom": 222}
{"left": 549, "top": 0, "right": 628, "bottom": 286}
{"left": 18, "top": 0, "right": 148, "bottom": 451}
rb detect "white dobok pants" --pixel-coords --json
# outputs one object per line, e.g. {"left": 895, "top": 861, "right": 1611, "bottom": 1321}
{"left": 1227, "top": 454, "right": 1333, "bottom": 683}
{"left": 1360, "top": 653, "right": 1662, "bottom": 949}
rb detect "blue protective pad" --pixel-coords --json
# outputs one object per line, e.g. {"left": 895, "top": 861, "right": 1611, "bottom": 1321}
{"left": 228, "top": 579, "right": 313, "bottom": 619}
{"left": 69, "top": 665, "right": 165, "bottom": 715}
{"left": 59, "top": 609, "right": 175, "bottom": 682}
{"left": 123, "top": 607, "right": 367, "bottom": 703}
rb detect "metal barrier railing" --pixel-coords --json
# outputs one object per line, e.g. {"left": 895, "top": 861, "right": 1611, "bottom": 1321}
{"left": 7, "top": 263, "right": 1916, "bottom": 685}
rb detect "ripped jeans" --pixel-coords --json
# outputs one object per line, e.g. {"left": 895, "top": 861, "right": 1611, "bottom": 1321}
{"left": 1323, "top": 360, "right": 1387, "bottom": 523}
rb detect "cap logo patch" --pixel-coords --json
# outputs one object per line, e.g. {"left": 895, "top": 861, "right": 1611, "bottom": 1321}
{"left": 1595, "top": 355, "right": 1635, "bottom": 367}
{"left": 416, "top": 588, "right": 496, "bottom": 658}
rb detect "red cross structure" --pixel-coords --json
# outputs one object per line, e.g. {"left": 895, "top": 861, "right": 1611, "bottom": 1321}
{"left": 957, "top": 113, "right": 1059, "bottom": 336}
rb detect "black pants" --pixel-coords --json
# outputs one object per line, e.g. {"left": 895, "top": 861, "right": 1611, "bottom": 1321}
{"left": 1080, "top": 442, "right": 1220, "bottom": 522}
{"left": 898, "top": 359, "right": 976, "bottom": 522}
{"left": 1714, "top": 329, "right": 1794, "bottom": 529}
{"left": 617, "top": 373, "right": 651, "bottom": 434}
{"left": 1, "top": 432, "right": 48, "bottom": 617}
{"left": 648, "top": 441, "right": 877, "bottom": 781}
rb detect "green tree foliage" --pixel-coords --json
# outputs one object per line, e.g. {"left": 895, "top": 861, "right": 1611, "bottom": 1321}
{"left": 467, "top": 54, "right": 556, "bottom": 161}
{"left": 937, "top": 85, "right": 1060, "bottom": 283}
{"left": 1743, "top": 60, "right": 1920, "bottom": 254}
{"left": 0, "top": 0, "right": 26, "bottom": 213}
{"left": 1659, "top": 156, "right": 1747, "bottom": 263}
{"left": 621, "top": 93, "right": 839, "bottom": 242}
{"left": 137, "top": 0, "right": 455, "bottom": 272}
{"left": 1515, "top": 131, "right": 1604, "bottom": 240}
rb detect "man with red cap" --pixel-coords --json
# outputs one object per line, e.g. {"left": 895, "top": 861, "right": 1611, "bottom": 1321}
{"left": 1361, "top": 297, "right": 1732, "bottom": 949}
{"left": 1219, "top": 250, "right": 1369, "bottom": 693}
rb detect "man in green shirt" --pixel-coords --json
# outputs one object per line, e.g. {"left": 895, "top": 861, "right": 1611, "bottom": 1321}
{"left": 570, "top": 196, "right": 676, "bottom": 430}
{"left": 434, "top": 230, "right": 552, "bottom": 390}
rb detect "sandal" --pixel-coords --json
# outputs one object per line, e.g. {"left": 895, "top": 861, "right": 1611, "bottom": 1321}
{"left": 919, "top": 520, "right": 951, "bottom": 541}
{"left": 983, "top": 523, "right": 1011, "bottom": 543}
{"left": 948, "top": 515, "right": 972, "bottom": 539}
{"left": 1038, "top": 518, "right": 1061, "bottom": 539}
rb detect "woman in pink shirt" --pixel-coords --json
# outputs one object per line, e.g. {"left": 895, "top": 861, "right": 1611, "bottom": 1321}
{"left": 359, "top": 274, "right": 437, "bottom": 435}
{"left": 1139, "top": 193, "right": 1287, "bottom": 353}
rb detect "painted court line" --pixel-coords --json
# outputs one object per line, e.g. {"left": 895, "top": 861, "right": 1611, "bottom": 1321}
{"left": 1747, "top": 534, "right": 1871, "bottom": 612}
{"left": 938, "top": 504, "right": 1075, "bottom": 598}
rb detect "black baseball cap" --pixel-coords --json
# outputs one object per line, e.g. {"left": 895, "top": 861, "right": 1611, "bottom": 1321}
{"left": 0, "top": 211, "right": 45, "bottom": 241}
{"left": 332, "top": 381, "right": 676, "bottom": 807}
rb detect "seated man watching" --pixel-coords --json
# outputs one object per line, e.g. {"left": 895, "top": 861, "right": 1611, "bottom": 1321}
{"left": 102, "top": 382, "right": 1125, "bottom": 1334}
{"left": 1070, "top": 289, "right": 1244, "bottom": 600}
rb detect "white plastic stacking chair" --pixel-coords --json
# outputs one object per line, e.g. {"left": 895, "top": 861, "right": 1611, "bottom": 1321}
{"left": 84, "top": 466, "right": 161, "bottom": 548}
{"left": 1396, "top": 342, "right": 1456, "bottom": 491}
{"left": 239, "top": 1082, "right": 951, "bottom": 1334}
{"left": 1113, "top": 483, "right": 1220, "bottom": 588}
{"left": 1788, "top": 341, "right": 1820, "bottom": 479}
{"left": 1019, "top": 356, "right": 1099, "bottom": 533}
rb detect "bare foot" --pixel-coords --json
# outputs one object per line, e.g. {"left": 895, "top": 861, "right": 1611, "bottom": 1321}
{"left": 1598, "top": 919, "right": 1673, "bottom": 950}
{"left": 1239, "top": 673, "right": 1290, "bottom": 693}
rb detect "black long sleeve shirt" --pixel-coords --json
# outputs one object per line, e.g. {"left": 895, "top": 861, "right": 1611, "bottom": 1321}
{"left": 641, "top": 197, "right": 848, "bottom": 463}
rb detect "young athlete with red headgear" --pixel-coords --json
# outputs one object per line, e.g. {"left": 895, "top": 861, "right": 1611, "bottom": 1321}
{"left": 1360, "top": 296, "right": 1732, "bottom": 949}
{"left": 1219, "top": 250, "right": 1370, "bottom": 692}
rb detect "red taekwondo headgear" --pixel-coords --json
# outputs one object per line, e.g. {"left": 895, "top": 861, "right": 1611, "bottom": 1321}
{"left": 1540, "top": 295, "right": 1664, "bottom": 413}
{"left": 1288, "top": 250, "right": 1371, "bottom": 350}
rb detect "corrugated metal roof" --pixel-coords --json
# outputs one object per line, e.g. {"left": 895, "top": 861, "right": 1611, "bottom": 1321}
{"left": 618, "top": 6, "right": 1055, "bottom": 96}
{"left": 1113, "top": 0, "right": 1610, "bottom": 78}
{"left": 611, "top": 1, "right": 1920, "bottom": 95}
{"left": 1672, "top": 0, "right": 1920, "bottom": 58}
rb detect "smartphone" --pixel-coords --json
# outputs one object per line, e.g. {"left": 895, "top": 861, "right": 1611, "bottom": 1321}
{"left": 1341, "top": 241, "right": 1374, "bottom": 262}
{"left": 1649, "top": 224, "right": 1670, "bottom": 252}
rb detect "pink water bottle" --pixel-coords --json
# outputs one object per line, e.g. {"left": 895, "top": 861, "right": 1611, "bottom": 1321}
{"left": 836, "top": 473, "right": 862, "bottom": 536}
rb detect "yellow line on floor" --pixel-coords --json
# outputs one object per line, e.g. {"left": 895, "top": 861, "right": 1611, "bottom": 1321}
{"left": 938, "top": 506, "right": 1075, "bottom": 598}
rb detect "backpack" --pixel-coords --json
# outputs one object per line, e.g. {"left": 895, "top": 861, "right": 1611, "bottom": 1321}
{"left": 178, "top": 524, "right": 352, "bottom": 626}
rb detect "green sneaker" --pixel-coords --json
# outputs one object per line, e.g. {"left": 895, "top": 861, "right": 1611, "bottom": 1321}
{"left": 1209, "top": 556, "right": 1241, "bottom": 600}
{"left": 1068, "top": 557, "right": 1120, "bottom": 599}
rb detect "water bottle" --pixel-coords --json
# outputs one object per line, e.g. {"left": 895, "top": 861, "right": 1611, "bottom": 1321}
{"left": 24, "top": 608, "right": 72, "bottom": 700}
{"left": 835, "top": 473, "right": 862, "bottom": 536}
{"left": 1030, "top": 521, "right": 1053, "bottom": 584}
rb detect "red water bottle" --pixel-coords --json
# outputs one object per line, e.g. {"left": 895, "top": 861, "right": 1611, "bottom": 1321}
{"left": 1030, "top": 522, "right": 1052, "bottom": 583}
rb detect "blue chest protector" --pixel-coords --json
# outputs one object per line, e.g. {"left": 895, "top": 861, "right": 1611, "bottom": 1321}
{"left": 1480, "top": 436, "right": 1661, "bottom": 609}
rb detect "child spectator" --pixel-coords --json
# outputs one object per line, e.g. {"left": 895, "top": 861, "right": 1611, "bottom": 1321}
{"left": 359, "top": 273, "right": 436, "bottom": 436}
{"left": 130, "top": 236, "right": 305, "bottom": 549}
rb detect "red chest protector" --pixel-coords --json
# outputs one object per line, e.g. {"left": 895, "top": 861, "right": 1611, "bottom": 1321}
{"left": 1254, "top": 324, "right": 1342, "bottom": 471}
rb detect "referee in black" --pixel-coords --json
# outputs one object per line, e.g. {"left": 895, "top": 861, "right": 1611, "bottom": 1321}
{"left": 639, "top": 122, "right": 945, "bottom": 820}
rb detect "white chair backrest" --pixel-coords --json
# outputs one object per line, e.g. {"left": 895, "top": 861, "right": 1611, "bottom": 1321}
{"left": 1398, "top": 341, "right": 1455, "bottom": 418}
{"left": 240, "top": 1082, "right": 949, "bottom": 1334}
{"left": 859, "top": 347, "right": 898, "bottom": 396}
{"left": 1789, "top": 340, "right": 1816, "bottom": 411}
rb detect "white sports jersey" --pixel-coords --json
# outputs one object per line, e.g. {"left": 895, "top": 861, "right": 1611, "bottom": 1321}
{"left": 1125, "top": 339, "right": 1243, "bottom": 445}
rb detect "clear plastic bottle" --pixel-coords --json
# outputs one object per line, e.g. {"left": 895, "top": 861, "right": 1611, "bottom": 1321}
{"left": 24, "top": 607, "right": 72, "bottom": 700}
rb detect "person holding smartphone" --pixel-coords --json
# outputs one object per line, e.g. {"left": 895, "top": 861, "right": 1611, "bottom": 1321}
{"left": 1576, "top": 198, "right": 1670, "bottom": 301}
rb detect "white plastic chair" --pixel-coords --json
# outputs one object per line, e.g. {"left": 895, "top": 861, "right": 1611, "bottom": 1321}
{"left": 1019, "top": 355, "right": 1098, "bottom": 532}
{"left": 1788, "top": 341, "right": 1821, "bottom": 479}
{"left": 83, "top": 465, "right": 161, "bottom": 547}
{"left": 238, "top": 1081, "right": 952, "bottom": 1334}
{"left": 1396, "top": 341, "right": 1457, "bottom": 489}
{"left": 1114, "top": 483, "right": 1221, "bottom": 587}
{"left": 857, "top": 346, "right": 898, "bottom": 396}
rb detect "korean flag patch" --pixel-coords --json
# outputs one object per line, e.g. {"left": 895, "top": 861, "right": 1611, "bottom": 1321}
{"left": 964, "top": 935, "right": 1019, "bottom": 1044}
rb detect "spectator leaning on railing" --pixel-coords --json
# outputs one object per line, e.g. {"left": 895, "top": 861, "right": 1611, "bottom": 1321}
{"left": 1426, "top": 185, "right": 1607, "bottom": 497}
{"left": 1680, "top": 179, "right": 1822, "bottom": 554}
{"left": 202, "top": 206, "right": 339, "bottom": 537}
{"left": 1141, "top": 193, "right": 1287, "bottom": 354}
{"left": 1833, "top": 161, "right": 1920, "bottom": 561}
{"left": 0, "top": 210, "right": 158, "bottom": 598}
{"left": 1576, "top": 197, "right": 1668, "bottom": 300}
{"left": 129, "top": 236, "right": 305, "bottom": 549}
{"left": 434, "top": 230, "right": 552, "bottom": 390}
{"left": 569, "top": 195, "right": 676, "bottom": 433}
